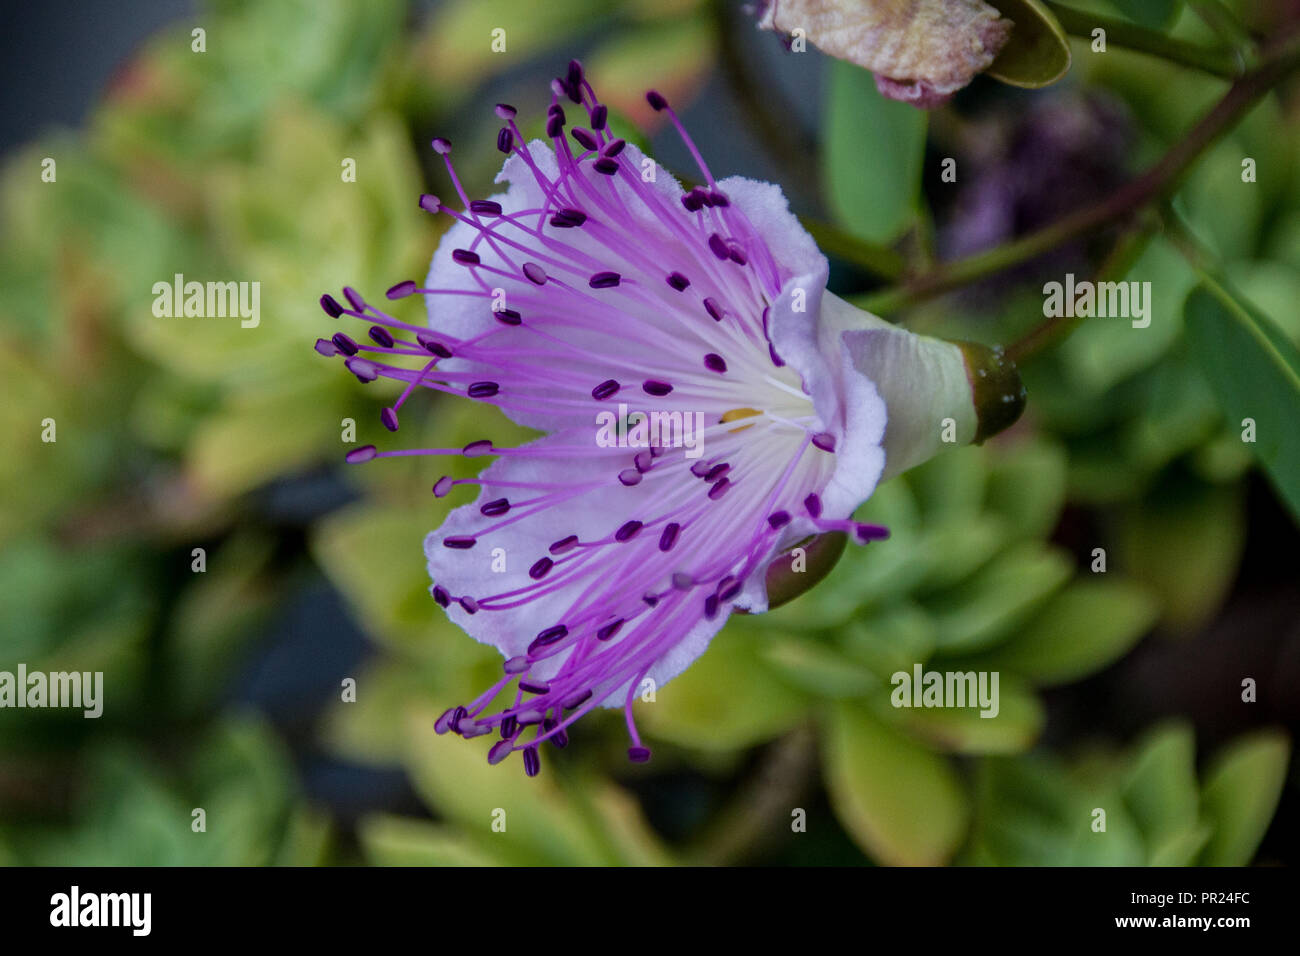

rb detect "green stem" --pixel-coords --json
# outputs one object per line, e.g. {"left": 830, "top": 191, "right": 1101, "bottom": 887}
{"left": 854, "top": 28, "right": 1300, "bottom": 318}
{"left": 1044, "top": 1, "right": 1243, "bottom": 78}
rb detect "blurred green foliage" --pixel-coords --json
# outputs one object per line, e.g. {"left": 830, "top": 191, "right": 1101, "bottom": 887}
{"left": 0, "top": 0, "right": 1292, "bottom": 867}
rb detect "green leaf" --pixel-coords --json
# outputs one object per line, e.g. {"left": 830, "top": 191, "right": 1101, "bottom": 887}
{"left": 1198, "top": 729, "right": 1290, "bottom": 865}
{"left": 1107, "top": 0, "right": 1184, "bottom": 30}
{"left": 1184, "top": 276, "right": 1300, "bottom": 522}
{"left": 1117, "top": 478, "right": 1245, "bottom": 633}
{"left": 360, "top": 814, "right": 513, "bottom": 867}
{"left": 984, "top": 0, "right": 1072, "bottom": 88}
{"left": 985, "top": 438, "right": 1068, "bottom": 540}
{"left": 967, "top": 579, "right": 1157, "bottom": 685}
{"left": 926, "top": 543, "right": 1074, "bottom": 653}
{"left": 966, "top": 755, "right": 1146, "bottom": 865}
{"left": 1119, "top": 721, "right": 1199, "bottom": 847}
{"left": 822, "top": 59, "right": 926, "bottom": 245}
{"left": 822, "top": 702, "right": 969, "bottom": 865}
{"left": 402, "top": 708, "right": 644, "bottom": 866}
{"left": 892, "top": 674, "right": 1045, "bottom": 755}
{"left": 641, "top": 617, "right": 811, "bottom": 750}
{"left": 760, "top": 635, "right": 881, "bottom": 698}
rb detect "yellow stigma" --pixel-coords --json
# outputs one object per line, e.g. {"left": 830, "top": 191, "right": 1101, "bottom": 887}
{"left": 721, "top": 407, "right": 761, "bottom": 432}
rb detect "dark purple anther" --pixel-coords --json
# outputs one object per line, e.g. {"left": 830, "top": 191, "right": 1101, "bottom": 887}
{"left": 550, "top": 208, "right": 587, "bottom": 227}
{"left": 546, "top": 115, "right": 564, "bottom": 138}
{"left": 343, "top": 286, "right": 365, "bottom": 310}
{"left": 628, "top": 746, "right": 652, "bottom": 763}
{"left": 550, "top": 723, "right": 569, "bottom": 749}
{"left": 615, "top": 520, "right": 643, "bottom": 542}
{"left": 618, "top": 468, "right": 642, "bottom": 487}
{"left": 487, "top": 740, "right": 513, "bottom": 765}
{"left": 320, "top": 294, "right": 344, "bottom": 317}
{"left": 369, "top": 326, "right": 395, "bottom": 348}
{"left": 572, "top": 128, "right": 598, "bottom": 151}
{"left": 523, "top": 747, "right": 541, "bottom": 777}
{"left": 448, "top": 706, "right": 466, "bottom": 734}
{"left": 347, "top": 358, "right": 378, "bottom": 382}
{"left": 634, "top": 450, "right": 653, "bottom": 473}
{"left": 434, "top": 707, "right": 457, "bottom": 735}
{"left": 603, "top": 138, "right": 625, "bottom": 157}
{"left": 596, "top": 619, "right": 624, "bottom": 641}
{"left": 462, "top": 439, "right": 493, "bottom": 457}
{"left": 494, "top": 103, "right": 517, "bottom": 119}
{"left": 592, "top": 379, "right": 620, "bottom": 401}
{"left": 567, "top": 59, "right": 584, "bottom": 89}
{"left": 691, "top": 460, "right": 711, "bottom": 478}
{"left": 804, "top": 493, "right": 822, "bottom": 518}
{"left": 767, "top": 510, "right": 791, "bottom": 530}
{"left": 708, "top": 233, "right": 729, "bottom": 260}
{"left": 470, "top": 199, "right": 503, "bottom": 216}
{"left": 418, "top": 333, "right": 452, "bottom": 358}
{"left": 494, "top": 307, "right": 522, "bottom": 326}
{"left": 812, "top": 432, "right": 836, "bottom": 452}
{"left": 704, "top": 353, "right": 726, "bottom": 373}
{"left": 703, "top": 297, "right": 724, "bottom": 321}
{"left": 659, "top": 523, "right": 680, "bottom": 551}
{"left": 549, "top": 534, "right": 579, "bottom": 555}
{"left": 433, "top": 585, "right": 451, "bottom": 607}
{"left": 563, "top": 689, "right": 593, "bottom": 710}
{"left": 591, "top": 104, "right": 607, "bottom": 129}
{"left": 331, "top": 332, "right": 359, "bottom": 356}
{"left": 444, "top": 536, "right": 477, "bottom": 550}
{"left": 432, "top": 476, "right": 454, "bottom": 497}
{"left": 459, "top": 596, "right": 479, "bottom": 614}
{"left": 519, "top": 680, "right": 550, "bottom": 695}
{"left": 528, "top": 626, "right": 567, "bottom": 656}
{"left": 855, "top": 523, "right": 891, "bottom": 542}
{"left": 380, "top": 407, "right": 399, "bottom": 432}
{"left": 500, "top": 715, "right": 518, "bottom": 739}
{"left": 728, "top": 244, "right": 748, "bottom": 265}
{"left": 708, "top": 478, "right": 731, "bottom": 500}
{"left": 385, "top": 280, "right": 417, "bottom": 299}
{"left": 643, "top": 380, "right": 673, "bottom": 396}
{"left": 480, "top": 498, "right": 510, "bottom": 517}
{"left": 667, "top": 272, "right": 690, "bottom": 291}
{"left": 589, "top": 271, "right": 621, "bottom": 289}
{"left": 708, "top": 190, "right": 730, "bottom": 207}
{"left": 705, "top": 463, "right": 730, "bottom": 482}
{"left": 646, "top": 90, "right": 668, "bottom": 112}
{"left": 523, "top": 262, "right": 547, "bottom": 285}
{"left": 452, "top": 248, "right": 480, "bottom": 266}
{"left": 468, "top": 381, "right": 500, "bottom": 398}
{"left": 529, "top": 557, "right": 554, "bottom": 580}
{"left": 681, "top": 191, "right": 706, "bottom": 213}
{"left": 497, "top": 127, "right": 514, "bottom": 153}
{"left": 593, "top": 158, "right": 619, "bottom": 175}
{"left": 703, "top": 594, "right": 719, "bottom": 619}
{"left": 718, "top": 578, "right": 742, "bottom": 602}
